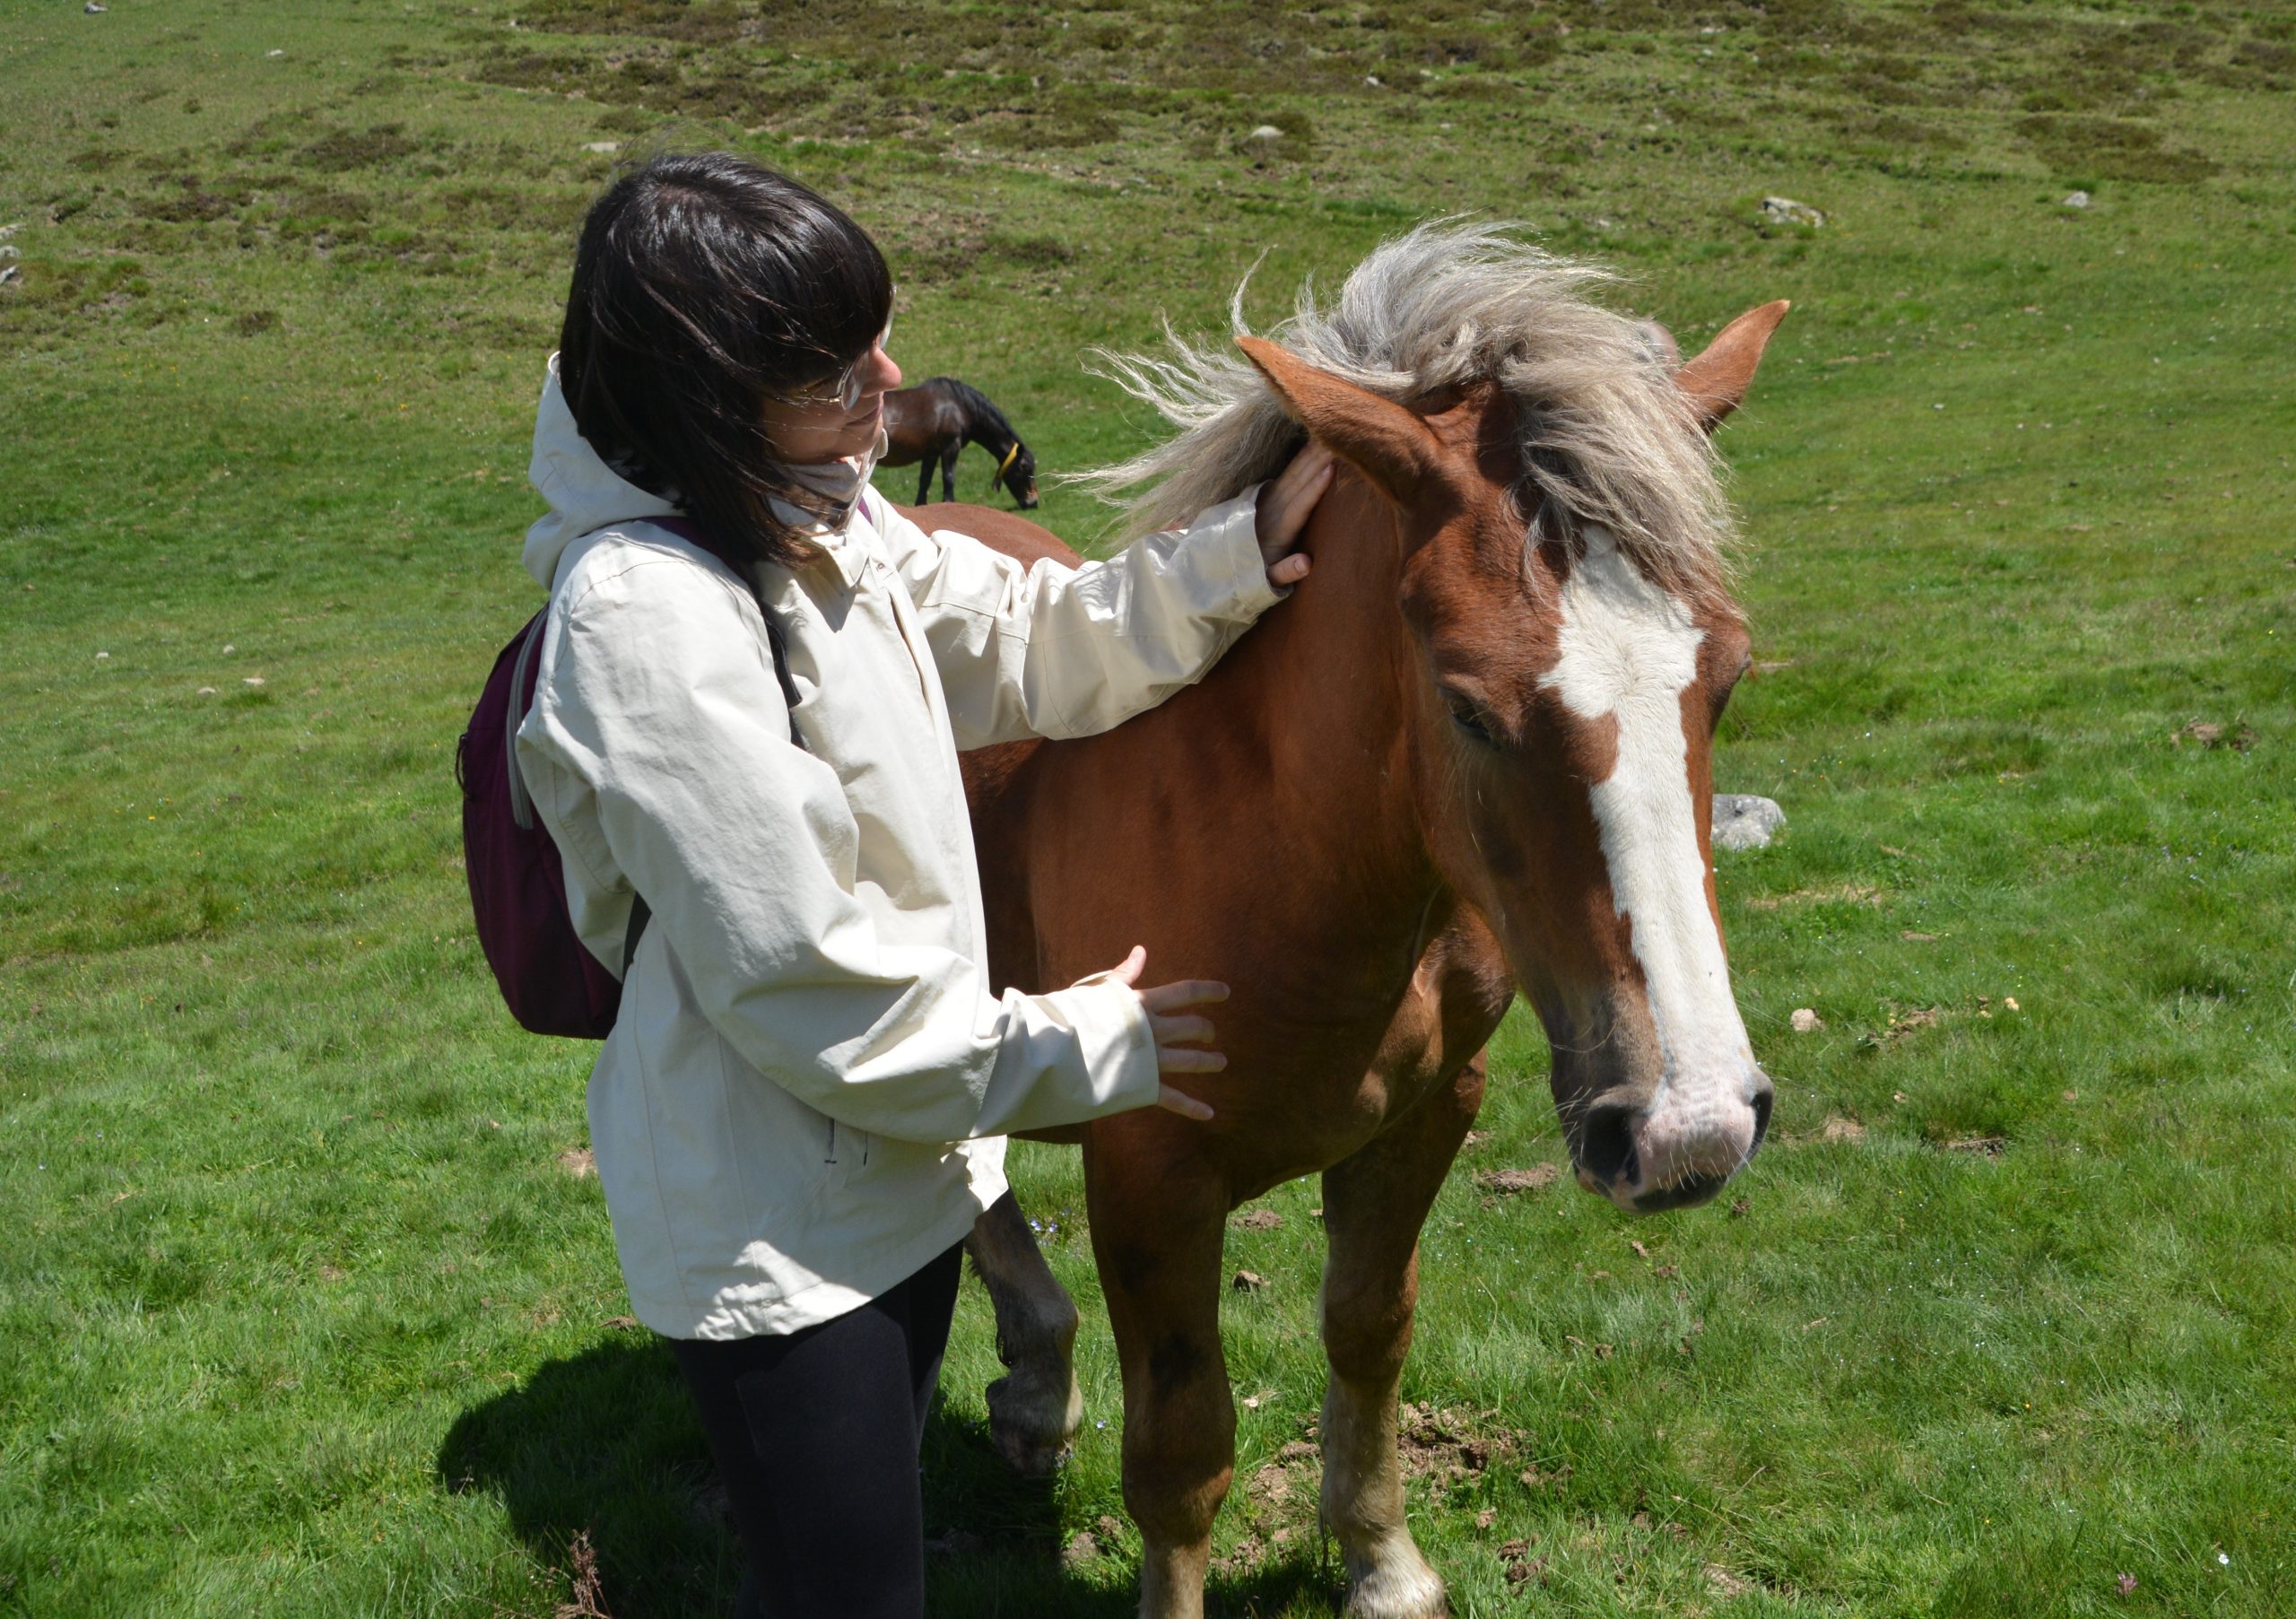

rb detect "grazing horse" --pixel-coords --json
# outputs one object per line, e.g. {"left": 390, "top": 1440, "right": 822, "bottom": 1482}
{"left": 880, "top": 376, "right": 1041, "bottom": 508}
{"left": 950, "top": 222, "right": 1787, "bottom": 1619}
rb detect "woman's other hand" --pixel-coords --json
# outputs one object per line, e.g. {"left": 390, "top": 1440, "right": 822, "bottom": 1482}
{"left": 1103, "top": 944, "right": 1229, "bottom": 1120}
{"left": 1253, "top": 441, "right": 1335, "bottom": 589}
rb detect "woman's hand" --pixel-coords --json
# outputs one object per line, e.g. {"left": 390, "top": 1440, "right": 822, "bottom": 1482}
{"left": 1253, "top": 441, "right": 1335, "bottom": 589}
{"left": 1106, "top": 944, "right": 1229, "bottom": 1120}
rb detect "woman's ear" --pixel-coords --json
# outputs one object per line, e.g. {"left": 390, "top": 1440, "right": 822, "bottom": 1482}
{"left": 1237, "top": 336, "right": 1446, "bottom": 507}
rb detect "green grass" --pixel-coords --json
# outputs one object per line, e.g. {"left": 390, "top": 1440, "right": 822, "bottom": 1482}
{"left": 4, "top": 0, "right": 2293, "bottom": 1614}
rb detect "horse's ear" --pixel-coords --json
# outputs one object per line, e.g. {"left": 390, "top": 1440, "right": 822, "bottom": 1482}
{"left": 1237, "top": 336, "right": 1445, "bottom": 505}
{"left": 1675, "top": 300, "right": 1791, "bottom": 431}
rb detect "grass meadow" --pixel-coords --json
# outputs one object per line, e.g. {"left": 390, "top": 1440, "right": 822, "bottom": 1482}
{"left": 3, "top": 0, "right": 2292, "bottom": 1614}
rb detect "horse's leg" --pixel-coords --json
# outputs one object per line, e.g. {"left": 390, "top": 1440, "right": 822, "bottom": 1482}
{"left": 916, "top": 453, "right": 935, "bottom": 506}
{"left": 940, "top": 442, "right": 960, "bottom": 503}
{"left": 965, "top": 1188, "right": 1085, "bottom": 1477}
{"left": 1087, "top": 1143, "right": 1232, "bottom": 1619}
{"left": 1318, "top": 1052, "right": 1485, "bottom": 1619}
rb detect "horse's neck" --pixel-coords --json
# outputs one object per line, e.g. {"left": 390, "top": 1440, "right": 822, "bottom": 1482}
{"left": 1165, "top": 476, "right": 1440, "bottom": 1017}
{"left": 964, "top": 398, "right": 1012, "bottom": 450}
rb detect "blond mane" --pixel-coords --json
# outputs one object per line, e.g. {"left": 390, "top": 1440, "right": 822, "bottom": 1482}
{"left": 1077, "top": 220, "right": 1735, "bottom": 601}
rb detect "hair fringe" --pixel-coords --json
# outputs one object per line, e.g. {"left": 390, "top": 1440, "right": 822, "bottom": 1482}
{"left": 1073, "top": 219, "right": 1735, "bottom": 600}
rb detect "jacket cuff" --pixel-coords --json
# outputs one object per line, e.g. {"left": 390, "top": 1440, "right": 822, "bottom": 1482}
{"left": 1189, "top": 488, "right": 1290, "bottom": 617}
{"left": 1048, "top": 971, "right": 1164, "bottom": 1115}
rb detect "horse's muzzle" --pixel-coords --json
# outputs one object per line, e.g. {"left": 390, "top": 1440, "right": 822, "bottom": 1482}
{"left": 1573, "top": 1069, "right": 1772, "bottom": 1214}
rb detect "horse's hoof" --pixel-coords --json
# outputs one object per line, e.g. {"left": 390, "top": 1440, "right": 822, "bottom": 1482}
{"left": 985, "top": 1368, "right": 1084, "bottom": 1478}
{"left": 1343, "top": 1555, "right": 1448, "bottom": 1619}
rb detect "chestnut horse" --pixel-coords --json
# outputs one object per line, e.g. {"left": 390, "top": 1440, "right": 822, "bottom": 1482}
{"left": 880, "top": 376, "right": 1041, "bottom": 508}
{"left": 942, "top": 224, "right": 1787, "bottom": 1619}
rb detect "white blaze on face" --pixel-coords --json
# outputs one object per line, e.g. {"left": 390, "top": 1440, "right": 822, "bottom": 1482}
{"left": 1539, "top": 527, "right": 1758, "bottom": 1184}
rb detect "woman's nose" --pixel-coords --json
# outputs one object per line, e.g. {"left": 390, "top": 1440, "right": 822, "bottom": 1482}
{"left": 868, "top": 344, "right": 901, "bottom": 396}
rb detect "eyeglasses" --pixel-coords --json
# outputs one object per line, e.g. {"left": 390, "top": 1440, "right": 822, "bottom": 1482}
{"left": 777, "top": 313, "right": 894, "bottom": 411}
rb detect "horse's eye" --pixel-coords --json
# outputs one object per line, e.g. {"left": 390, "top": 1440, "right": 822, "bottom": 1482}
{"left": 1445, "top": 692, "right": 1496, "bottom": 745}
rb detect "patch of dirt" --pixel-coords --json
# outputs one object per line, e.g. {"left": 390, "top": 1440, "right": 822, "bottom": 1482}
{"left": 1860, "top": 1004, "right": 1943, "bottom": 1049}
{"left": 1707, "top": 1562, "right": 1753, "bottom": 1597}
{"left": 1396, "top": 1404, "right": 1525, "bottom": 1485}
{"left": 1231, "top": 1207, "right": 1283, "bottom": 1231}
{"left": 1498, "top": 1536, "right": 1547, "bottom": 1587}
{"left": 1819, "top": 1115, "right": 1867, "bottom": 1144}
{"left": 1231, "top": 1269, "right": 1267, "bottom": 1292}
{"left": 2175, "top": 718, "right": 2257, "bottom": 751}
{"left": 1474, "top": 1164, "right": 1559, "bottom": 1195}
{"left": 558, "top": 1146, "right": 596, "bottom": 1179}
{"left": 1943, "top": 1134, "right": 2007, "bottom": 1156}
{"left": 1212, "top": 1532, "right": 1265, "bottom": 1577}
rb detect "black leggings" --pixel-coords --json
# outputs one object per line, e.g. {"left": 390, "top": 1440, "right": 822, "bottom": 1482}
{"left": 670, "top": 1243, "right": 964, "bottom": 1619}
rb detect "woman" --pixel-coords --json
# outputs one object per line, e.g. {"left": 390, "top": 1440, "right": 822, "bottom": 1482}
{"left": 513, "top": 152, "right": 1332, "bottom": 1616}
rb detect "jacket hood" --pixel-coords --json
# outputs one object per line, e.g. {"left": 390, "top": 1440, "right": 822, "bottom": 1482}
{"left": 524, "top": 353, "right": 680, "bottom": 591}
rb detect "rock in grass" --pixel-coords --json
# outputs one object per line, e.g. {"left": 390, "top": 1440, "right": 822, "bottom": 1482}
{"left": 2063, "top": 190, "right": 2091, "bottom": 209}
{"left": 1761, "top": 196, "right": 1824, "bottom": 227}
{"left": 1789, "top": 1008, "right": 1823, "bottom": 1032}
{"left": 85, "top": 2, "right": 108, "bottom": 13}
{"left": 1712, "top": 793, "right": 1784, "bottom": 850}
{"left": 1248, "top": 125, "right": 1283, "bottom": 141}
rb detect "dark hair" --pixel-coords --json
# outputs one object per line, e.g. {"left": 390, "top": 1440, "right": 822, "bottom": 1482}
{"left": 557, "top": 152, "right": 892, "bottom": 567}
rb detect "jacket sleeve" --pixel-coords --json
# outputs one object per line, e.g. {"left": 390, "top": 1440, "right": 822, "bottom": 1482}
{"left": 873, "top": 490, "right": 1287, "bottom": 749}
{"left": 517, "top": 551, "right": 1164, "bottom": 1144}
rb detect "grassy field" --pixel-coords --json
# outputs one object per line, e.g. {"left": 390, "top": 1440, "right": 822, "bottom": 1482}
{"left": 4, "top": 0, "right": 2293, "bottom": 1615}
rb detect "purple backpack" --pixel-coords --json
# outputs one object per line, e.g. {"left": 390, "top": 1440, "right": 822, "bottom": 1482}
{"left": 457, "top": 516, "right": 802, "bottom": 1038}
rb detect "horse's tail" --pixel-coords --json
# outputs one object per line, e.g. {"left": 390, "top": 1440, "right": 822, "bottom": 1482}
{"left": 932, "top": 377, "right": 1020, "bottom": 448}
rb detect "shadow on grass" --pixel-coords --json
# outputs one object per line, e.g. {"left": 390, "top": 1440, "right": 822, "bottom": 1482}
{"left": 438, "top": 1336, "right": 1335, "bottom": 1617}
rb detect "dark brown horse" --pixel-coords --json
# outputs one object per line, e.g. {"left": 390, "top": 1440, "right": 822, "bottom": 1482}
{"left": 944, "top": 225, "right": 1788, "bottom": 1619}
{"left": 880, "top": 376, "right": 1040, "bottom": 508}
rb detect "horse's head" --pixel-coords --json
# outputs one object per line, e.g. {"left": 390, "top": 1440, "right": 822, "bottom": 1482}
{"left": 1239, "top": 300, "right": 1787, "bottom": 1214}
{"left": 1002, "top": 440, "right": 1041, "bottom": 509}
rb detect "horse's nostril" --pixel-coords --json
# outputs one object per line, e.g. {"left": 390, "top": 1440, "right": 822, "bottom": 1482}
{"left": 1577, "top": 1101, "right": 1639, "bottom": 1188}
{"left": 1749, "top": 1084, "right": 1773, "bottom": 1153}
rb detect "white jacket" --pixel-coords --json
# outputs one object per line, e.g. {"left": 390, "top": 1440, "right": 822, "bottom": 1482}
{"left": 514, "top": 361, "right": 1285, "bottom": 1338}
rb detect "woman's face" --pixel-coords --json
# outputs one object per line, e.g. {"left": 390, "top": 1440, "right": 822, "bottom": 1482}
{"left": 759, "top": 334, "right": 901, "bottom": 465}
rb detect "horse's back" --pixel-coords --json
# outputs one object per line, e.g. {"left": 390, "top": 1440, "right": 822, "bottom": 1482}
{"left": 897, "top": 500, "right": 1077, "bottom": 569}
